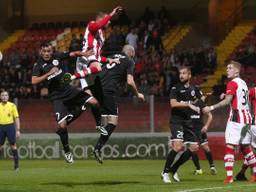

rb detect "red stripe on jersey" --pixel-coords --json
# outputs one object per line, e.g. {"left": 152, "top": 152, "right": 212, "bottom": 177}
{"left": 87, "top": 30, "right": 94, "bottom": 49}
{"left": 237, "top": 110, "right": 240, "bottom": 123}
{"left": 242, "top": 110, "right": 246, "bottom": 124}
{"left": 96, "top": 43, "right": 100, "bottom": 60}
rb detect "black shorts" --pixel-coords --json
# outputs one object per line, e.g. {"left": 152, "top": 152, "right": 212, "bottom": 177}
{"left": 89, "top": 76, "right": 104, "bottom": 105}
{"left": 0, "top": 124, "right": 16, "bottom": 145}
{"left": 101, "top": 93, "right": 118, "bottom": 116}
{"left": 53, "top": 91, "right": 92, "bottom": 124}
{"left": 192, "top": 121, "right": 208, "bottom": 145}
{"left": 170, "top": 119, "right": 198, "bottom": 143}
{"left": 199, "top": 132, "right": 208, "bottom": 145}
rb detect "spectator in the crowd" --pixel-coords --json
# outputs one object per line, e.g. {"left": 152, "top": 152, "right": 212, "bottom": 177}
{"left": 126, "top": 28, "right": 138, "bottom": 50}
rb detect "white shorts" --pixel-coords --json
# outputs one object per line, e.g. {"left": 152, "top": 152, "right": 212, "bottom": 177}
{"left": 251, "top": 125, "right": 256, "bottom": 148}
{"left": 225, "top": 121, "right": 251, "bottom": 145}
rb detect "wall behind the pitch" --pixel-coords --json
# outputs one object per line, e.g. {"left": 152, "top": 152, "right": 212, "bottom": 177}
{"left": 24, "top": 0, "right": 209, "bottom": 25}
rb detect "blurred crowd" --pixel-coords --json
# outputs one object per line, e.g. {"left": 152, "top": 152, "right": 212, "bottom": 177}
{"left": 0, "top": 7, "right": 217, "bottom": 99}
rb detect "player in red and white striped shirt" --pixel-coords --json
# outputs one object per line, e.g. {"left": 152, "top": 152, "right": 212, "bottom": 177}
{"left": 235, "top": 86, "right": 256, "bottom": 181}
{"left": 203, "top": 61, "right": 256, "bottom": 183}
{"left": 70, "top": 6, "right": 122, "bottom": 81}
{"left": 62, "top": 7, "right": 123, "bottom": 135}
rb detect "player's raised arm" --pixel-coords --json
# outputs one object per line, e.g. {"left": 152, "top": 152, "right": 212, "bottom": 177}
{"left": 88, "top": 6, "right": 122, "bottom": 32}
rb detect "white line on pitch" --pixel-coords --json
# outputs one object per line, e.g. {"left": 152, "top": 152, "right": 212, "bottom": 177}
{"left": 176, "top": 184, "right": 256, "bottom": 192}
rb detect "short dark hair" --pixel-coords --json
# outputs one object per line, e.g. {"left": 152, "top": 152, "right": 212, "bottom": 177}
{"left": 40, "top": 42, "right": 52, "bottom": 49}
{"left": 179, "top": 66, "right": 191, "bottom": 74}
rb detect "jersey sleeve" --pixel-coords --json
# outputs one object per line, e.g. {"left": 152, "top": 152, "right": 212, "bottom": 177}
{"left": 195, "top": 86, "right": 203, "bottom": 99}
{"left": 56, "top": 52, "right": 70, "bottom": 60}
{"left": 100, "top": 56, "right": 108, "bottom": 63}
{"left": 32, "top": 63, "right": 42, "bottom": 76}
{"left": 249, "top": 88, "right": 256, "bottom": 101}
{"left": 127, "top": 59, "right": 135, "bottom": 75}
{"left": 88, "top": 15, "right": 112, "bottom": 31}
{"left": 169, "top": 85, "right": 178, "bottom": 100}
{"left": 12, "top": 104, "right": 19, "bottom": 118}
{"left": 226, "top": 81, "right": 238, "bottom": 95}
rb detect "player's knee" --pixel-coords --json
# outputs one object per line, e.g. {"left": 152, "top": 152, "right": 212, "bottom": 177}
{"left": 108, "top": 116, "right": 118, "bottom": 126}
{"left": 90, "top": 62, "right": 102, "bottom": 71}
{"left": 10, "top": 144, "right": 16, "bottom": 150}
{"left": 202, "top": 144, "right": 210, "bottom": 152}
{"left": 189, "top": 144, "right": 199, "bottom": 152}
{"left": 172, "top": 141, "right": 184, "bottom": 152}
{"left": 88, "top": 98, "right": 99, "bottom": 107}
{"left": 58, "top": 122, "right": 67, "bottom": 129}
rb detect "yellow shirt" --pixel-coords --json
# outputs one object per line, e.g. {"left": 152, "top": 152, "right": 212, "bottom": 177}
{"left": 0, "top": 101, "right": 19, "bottom": 125}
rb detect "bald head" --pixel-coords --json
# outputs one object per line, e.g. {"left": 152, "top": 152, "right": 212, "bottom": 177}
{"left": 122, "top": 44, "right": 135, "bottom": 58}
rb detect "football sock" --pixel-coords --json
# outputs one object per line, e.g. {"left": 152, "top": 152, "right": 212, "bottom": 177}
{"left": 72, "top": 66, "right": 100, "bottom": 79}
{"left": 91, "top": 106, "right": 101, "bottom": 127}
{"left": 56, "top": 128, "right": 70, "bottom": 153}
{"left": 191, "top": 152, "right": 201, "bottom": 170}
{"left": 163, "top": 150, "right": 178, "bottom": 173}
{"left": 94, "top": 124, "right": 116, "bottom": 151}
{"left": 171, "top": 149, "right": 192, "bottom": 174}
{"left": 224, "top": 146, "right": 235, "bottom": 179}
{"left": 241, "top": 146, "right": 256, "bottom": 176}
{"left": 204, "top": 150, "right": 214, "bottom": 167}
{"left": 12, "top": 149, "right": 19, "bottom": 169}
{"left": 240, "top": 159, "right": 249, "bottom": 174}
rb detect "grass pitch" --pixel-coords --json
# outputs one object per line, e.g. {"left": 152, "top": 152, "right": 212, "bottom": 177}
{"left": 0, "top": 160, "right": 255, "bottom": 192}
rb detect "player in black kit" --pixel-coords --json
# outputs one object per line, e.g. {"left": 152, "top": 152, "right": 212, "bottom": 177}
{"left": 31, "top": 42, "right": 100, "bottom": 163}
{"left": 190, "top": 99, "right": 217, "bottom": 175}
{"left": 92, "top": 44, "right": 145, "bottom": 163}
{"left": 161, "top": 66, "right": 202, "bottom": 183}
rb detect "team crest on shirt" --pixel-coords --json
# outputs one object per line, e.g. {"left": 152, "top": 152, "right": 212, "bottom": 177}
{"left": 191, "top": 90, "right": 195, "bottom": 97}
{"left": 52, "top": 60, "right": 59, "bottom": 66}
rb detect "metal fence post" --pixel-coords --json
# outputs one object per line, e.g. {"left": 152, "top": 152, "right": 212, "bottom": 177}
{"left": 149, "top": 95, "right": 155, "bottom": 133}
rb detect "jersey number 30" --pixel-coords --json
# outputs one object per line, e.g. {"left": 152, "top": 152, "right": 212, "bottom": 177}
{"left": 242, "top": 89, "right": 249, "bottom": 105}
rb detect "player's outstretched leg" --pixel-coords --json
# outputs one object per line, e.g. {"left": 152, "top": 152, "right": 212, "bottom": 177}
{"left": 191, "top": 152, "right": 203, "bottom": 175}
{"left": 202, "top": 144, "right": 217, "bottom": 175}
{"left": 56, "top": 127, "right": 73, "bottom": 164}
{"left": 62, "top": 66, "right": 101, "bottom": 84}
{"left": 236, "top": 159, "right": 249, "bottom": 181}
{"left": 93, "top": 123, "right": 116, "bottom": 164}
{"left": 161, "top": 140, "right": 183, "bottom": 183}
{"left": 170, "top": 149, "right": 193, "bottom": 181}
{"left": 240, "top": 145, "right": 256, "bottom": 182}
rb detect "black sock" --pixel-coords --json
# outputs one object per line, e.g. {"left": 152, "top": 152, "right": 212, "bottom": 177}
{"left": 56, "top": 128, "right": 70, "bottom": 153}
{"left": 12, "top": 149, "right": 19, "bottom": 169}
{"left": 163, "top": 150, "right": 178, "bottom": 173}
{"left": 91, "top": 106, "right": 101, "bottom": 127}
{"left": 171, "top": 149, "right": 192, "bottom": 173}
{"left": 95, "top": 123, "right": 116, "bottom": 151}
{"left": 191, "top": 152, "right": 201, "bottom": 170}
{"left": 204, "top": 150, "right": 214, "bottom": 167}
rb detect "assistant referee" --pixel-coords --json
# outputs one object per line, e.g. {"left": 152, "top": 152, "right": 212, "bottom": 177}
{"left": 0, "top": 90, "right": 20, "bottom": 171}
